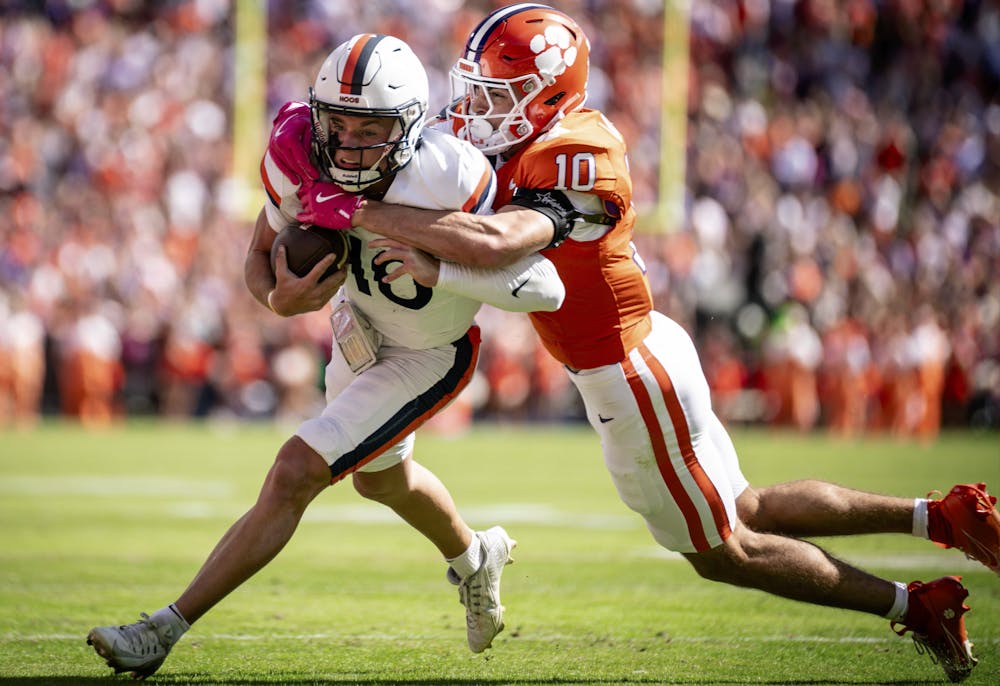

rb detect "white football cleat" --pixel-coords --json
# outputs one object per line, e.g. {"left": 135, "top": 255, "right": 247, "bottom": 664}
{"left": 447, "top": 526, "right": 517, "bottom": 653}
{"left": 87, "top": 613, "right": 177, "bottom": 679}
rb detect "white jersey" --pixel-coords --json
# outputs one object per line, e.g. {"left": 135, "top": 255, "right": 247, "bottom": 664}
{"left": 261, "top": 126, "right": 562, "bottom": 478}
{"left": 262, "top": 127, "right": 560, "bottom": 349}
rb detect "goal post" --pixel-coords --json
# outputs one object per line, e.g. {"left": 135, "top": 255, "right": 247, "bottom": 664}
{"left": 231, "top": 0, "right": 267, "bottom": 221}
{"left": 649, "top": 0, "right": 690, "bottom": 234}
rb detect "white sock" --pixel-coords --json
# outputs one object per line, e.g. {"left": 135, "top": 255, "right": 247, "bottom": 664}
{"left": 446, "top": 533, "right": 482, "bottom": 579}
{"left": 883, "top": 581, "right": 909, "bottom": 622}
{"left": 912, "top": 498, "right": 929, "bottom": 539}
{"left": 150, "top": 603, "right": 190, "bottom": 642}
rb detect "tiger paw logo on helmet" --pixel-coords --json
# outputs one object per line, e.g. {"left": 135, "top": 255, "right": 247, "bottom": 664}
{"left": 529, "top": 26, "right": 578, "bottom": 83}
{"left": 449, "top": 5, "right": 590, "bottom": 154}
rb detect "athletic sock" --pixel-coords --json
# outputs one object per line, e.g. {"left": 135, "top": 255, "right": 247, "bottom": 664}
{"left": 912, "top": 498, "right": 929, "bottom": 539}
{"left": 150, "top": 604, "right": 190, "bottom": 643}
{"left": 884, "top": 581, "right": 909, "bottom": 622}
{"left": 447, "top": 533, "right": 483, "bottom": 579}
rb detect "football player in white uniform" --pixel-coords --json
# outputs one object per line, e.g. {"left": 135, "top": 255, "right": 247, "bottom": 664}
{"left": 87, "top": 33, "right": 564, "bottom": 679}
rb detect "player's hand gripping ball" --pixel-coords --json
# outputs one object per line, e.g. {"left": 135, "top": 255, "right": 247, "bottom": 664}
{"left": 271, "top": 224, "right": 349, "bottom": 282}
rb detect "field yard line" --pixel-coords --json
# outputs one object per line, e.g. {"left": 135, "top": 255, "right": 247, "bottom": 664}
{"left": 0, "top": 480, "right": 635, "bottom": 530}
{"left": 303, "top": 502, "right": 638, "bottom": 530}
{"left": 0, "top": 476, "right": 232, "bottom": 498}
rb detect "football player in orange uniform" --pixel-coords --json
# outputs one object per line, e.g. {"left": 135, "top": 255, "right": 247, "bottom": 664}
{"left": 271, "top": 5, "right": 999, "bottom": 682}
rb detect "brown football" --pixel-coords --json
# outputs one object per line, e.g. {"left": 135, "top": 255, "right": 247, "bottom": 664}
{"left": 270, "top": 224, "right": 349, "bottom": 282}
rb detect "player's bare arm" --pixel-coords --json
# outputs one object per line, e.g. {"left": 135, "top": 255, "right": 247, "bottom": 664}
{"left": 357, "top": 202, "right": 553, "bottom": 269}
{"left": 244, "top": 208, "right": 344, "bottom": 316}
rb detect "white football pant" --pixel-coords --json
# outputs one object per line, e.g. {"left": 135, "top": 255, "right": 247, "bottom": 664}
{"left": 567, "top": 311, "right": 748, "bottom": 553}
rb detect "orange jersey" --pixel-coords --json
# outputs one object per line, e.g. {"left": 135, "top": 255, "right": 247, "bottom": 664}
{"left": 494, "top": 110, "right": 653, "bottom": 369}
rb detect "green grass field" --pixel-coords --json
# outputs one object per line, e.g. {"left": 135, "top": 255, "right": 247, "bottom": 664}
{"left": 1, "top": 422, "right": 998, "bottom": 685}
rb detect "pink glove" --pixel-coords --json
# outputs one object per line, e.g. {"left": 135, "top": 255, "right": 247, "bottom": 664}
{"left": 266, "top": 101, "right": 319, "bottom": 185}
{"left": 296, "top": 181, "right": 363, "bottom": 231}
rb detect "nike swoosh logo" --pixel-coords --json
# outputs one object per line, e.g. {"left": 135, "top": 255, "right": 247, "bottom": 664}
{"left": 315, "top": 192, "right": 341, "bottom": 203}
{"left": 598, "top": 414, "right": 614, "bottom": 423}
{"left": 511, "top": 279, "right": 529, "bottom": 297}
{"left": 274, "top": 117, "right": 291, "bottom": 138}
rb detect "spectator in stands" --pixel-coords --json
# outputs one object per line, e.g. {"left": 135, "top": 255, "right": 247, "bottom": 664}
{"left": 0, "top": 0, "right": 996, "bottom": 434}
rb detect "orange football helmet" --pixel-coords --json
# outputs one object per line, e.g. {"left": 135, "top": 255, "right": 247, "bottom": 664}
{"left": 448, "top": 3, "right": 590, "bottom": 155}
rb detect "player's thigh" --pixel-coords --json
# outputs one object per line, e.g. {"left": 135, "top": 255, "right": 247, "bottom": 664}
{"left": 568, "top": 313, "right": 739, "bottom": 552}
{"left": 298, "top": 342, "right": 473, "bottom": 479}
{"left": 645, "top": 312, "right": 746, "bottom": 497}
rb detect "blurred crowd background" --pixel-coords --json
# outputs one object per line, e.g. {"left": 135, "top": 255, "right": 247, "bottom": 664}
{"left": 1, "top": 0, "right": 997, "bottom": 440}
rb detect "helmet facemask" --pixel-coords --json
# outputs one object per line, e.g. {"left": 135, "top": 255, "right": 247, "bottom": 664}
{"left": 309, "top": 87, "right": 425, "bottom": 192}
{"left": 308, "top": 34, "right": 429, "bottom": 192}
{"left": 447, "top": 59, "right": 544, "bottom": 155}
{"left": 450, "top": 5, "right": 590, "bottom": 156}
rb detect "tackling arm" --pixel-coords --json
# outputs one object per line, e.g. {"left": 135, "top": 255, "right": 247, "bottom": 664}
{"left": 436, "top": 253, "right": 565, "bottom": 313}
{"left": 353, "top": 201, "right": 555, "bottom": 270}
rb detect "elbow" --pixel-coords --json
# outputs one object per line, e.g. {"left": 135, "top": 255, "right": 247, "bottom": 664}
{"left": 528, "top": 284, "right": 565, "bottom": 313}
{"left": 535, "top": 260, "right": 565, "bottom": 311}
{"left": 541, "top": 289, "right": 565, "bottom": 312}
{"left": 552, "top": 289, "right": 566, "bottom": 311}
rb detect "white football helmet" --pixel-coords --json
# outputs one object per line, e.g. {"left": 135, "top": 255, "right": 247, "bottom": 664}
{"left": 310, "top": 34, "right": 428, "bottom": 191}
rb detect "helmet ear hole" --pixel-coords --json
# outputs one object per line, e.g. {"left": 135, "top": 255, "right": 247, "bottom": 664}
{"left": 544, "top": 91, "right": 566, "bottom": 107}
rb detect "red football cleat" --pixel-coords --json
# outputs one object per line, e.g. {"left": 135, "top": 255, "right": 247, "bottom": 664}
{"left": 892, "top": 576, "right": 977, "bottom": 683}
{"left": 927, "top": 482, "right": 1000, "bottom": 576}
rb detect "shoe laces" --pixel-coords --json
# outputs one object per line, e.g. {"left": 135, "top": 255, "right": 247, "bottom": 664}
{"left": 898, "top": 614, "right": 974, "bottom": 680}
{"left": 458, "top": 573, "right": 486, "bottom": 616}
{"left": 910, "top": 634, "right": 942, "bottom": 667}
{"left": 909, "top": 632, "right": 976, "bottom": 681}
{"left": 119, "top": 613, "right": 172, "bottom": 654}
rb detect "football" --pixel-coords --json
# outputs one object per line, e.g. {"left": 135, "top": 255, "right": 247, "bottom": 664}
{"left": 271, "top": 224, "right": 349, "bottom": 282}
